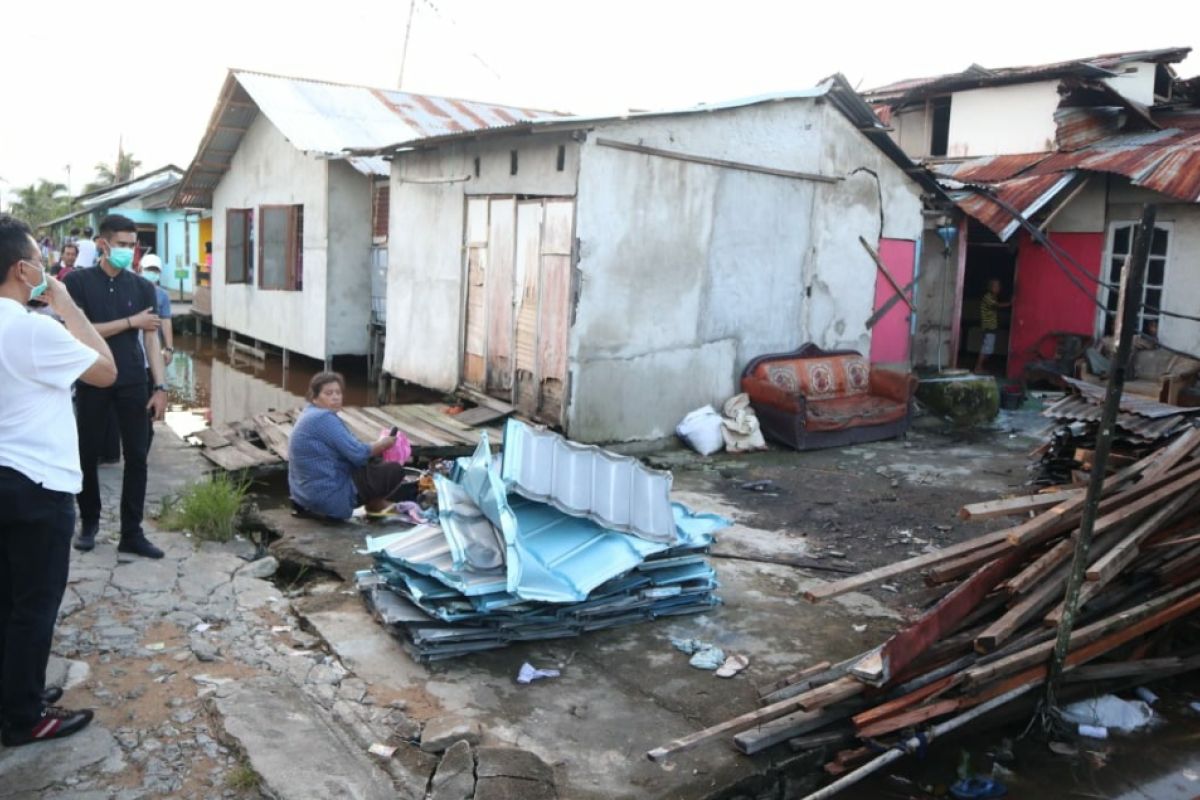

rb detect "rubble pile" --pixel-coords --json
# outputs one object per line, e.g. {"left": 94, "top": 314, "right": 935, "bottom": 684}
{"left": 359, "top": 419, "right": 727, "bottom": 661}
{"left": 1033, "top": 376, "right": 1200, "bottom": 485}
{"left": 650, "top": 424, "right": 1200, "bottom": 794}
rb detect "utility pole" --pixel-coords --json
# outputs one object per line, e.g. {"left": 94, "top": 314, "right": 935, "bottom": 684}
{"left": 1043, "top": 203, "right": 1157, "bottom": 713}
{"left": 397, "top": 0, "right": 417, "bottom": 89}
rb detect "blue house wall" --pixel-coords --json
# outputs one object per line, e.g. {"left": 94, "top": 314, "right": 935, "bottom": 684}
{"left": 113, "top": 207, "right": 199, "bottom": 296}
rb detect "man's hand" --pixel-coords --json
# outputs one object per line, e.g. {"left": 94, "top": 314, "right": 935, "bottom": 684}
{"left": 162, "top": 350, "right": 173, "bottom": 366}
{"left": 43, "top": 275, "right": 76, "bottom": 315}
{"left": 129, "top": 307, "right": 161, "bottom": 332}
{"left": 147, "top": 389, "right": 167, "bottom": 421}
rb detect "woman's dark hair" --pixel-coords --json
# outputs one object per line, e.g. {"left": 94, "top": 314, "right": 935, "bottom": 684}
{"left": 308, "top": 371, "right": 346, "bottom": 401}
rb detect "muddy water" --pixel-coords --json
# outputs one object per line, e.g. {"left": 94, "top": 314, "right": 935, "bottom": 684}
{"left": 162, "top": 331, "right": 435, "bottom": 438}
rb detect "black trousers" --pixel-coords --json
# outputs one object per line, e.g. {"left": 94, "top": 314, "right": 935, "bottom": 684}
{"left": 76, "top": 382, "right": 149, "bottom": 539}
{"left": 0, "top": 468, "right": 74, "bottom": 729}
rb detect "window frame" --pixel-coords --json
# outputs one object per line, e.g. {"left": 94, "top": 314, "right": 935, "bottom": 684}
{"left": 225, "top": 208, "right": 253, "bottom": 284}
{"left": 1097, "top": 220, "right": 1172, "bottom": 337}
{"left": 257, "top": 204, "right": 303, "bottom": 291}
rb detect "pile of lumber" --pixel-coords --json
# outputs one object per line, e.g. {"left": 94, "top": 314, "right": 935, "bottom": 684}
{"left": 648, "top": 427, "right": 1200, "bottom": 789}
{"left": 1032, "top": 378, "right": 1200, "bottom": 486}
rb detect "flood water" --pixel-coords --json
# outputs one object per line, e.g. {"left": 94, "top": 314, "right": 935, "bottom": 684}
{"left": 162, "top": 330, "right": 432, "bottom": 439}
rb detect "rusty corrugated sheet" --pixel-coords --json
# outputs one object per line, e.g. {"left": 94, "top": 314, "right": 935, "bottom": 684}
{"left": 1054, "top": 106, "right": 1127, "bottom": 151}
{"left": 934, "top": 153, "right": 1052, "bottom": 183}
{"left": 952, "top": 172, "right": 1075, "bottom": 240}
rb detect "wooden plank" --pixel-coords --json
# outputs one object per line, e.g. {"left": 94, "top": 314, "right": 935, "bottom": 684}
{"left": 855, "top": 698, "right": 961, "bottom": 739}
{"left": 959, "top": 488, "right": 1085, "bottom": 521}
{"left": 595, "top": 137, "right": 839, "bottom": 184}
{"left": 767, "top": 661, "right": 833, "bottom": 694}
{"left": 1140, "top": 426, "right": 1200, "bottom": 481}
{"left": 788, "top": 729, "right": 855, "bottom": 752}
{"left": 859, "top": 236, "right": 915, "bottom": 312}
{"left": 354, "top": 406, "right": 441, "bottom": 447}
{"left": 645, "top": 676, "right": 864, "bottom": 761}
{"left": 870, "top": 549, "right": 1028, "bottom": 685}
{"left": 1147, "top": 529, "right": 1200, "bottom": 550}
{"left": 457, "top": 386, "right": 516, "bottom": 415}
{"left": 1003, "top": 537, "right": 1074, "bottom": 596}
{"left": 453, "top": 405, "right": 510, "bottom": 427}
{"left": 1085, "top": 484, "right": 1200, "bottom": 583}
{"left": 975, "top": 563, "right": 1070, "bottom": 652}
{"left": 251, "top": 414, "right": 292, "bottom": 461}
{"left": 194, "top": 428, "right": 231, "bottom": 449}
{"left": 403, "top": 404, "right": 479, "bottom": 438}
{"left": 376, "top": 407, "right": 456, "bottom": 447}
{"left": 963, "top": 576, "right": 1200, "bottom": 687}
{"left": 732, "top": 703, "right": 862, "bottom": 755}
{"left": 851, "top": 673, "right": 961, "bottom": 731}
{"left": 925, "top": 541, "right": 1011, "bottom": 585}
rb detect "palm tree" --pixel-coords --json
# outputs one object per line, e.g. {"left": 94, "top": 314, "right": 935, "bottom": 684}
{"left": 8, "top": 180, "right": 71, "bottom": 228}
{"left": 91, "top": 151, "right": 142, "bottom": 187}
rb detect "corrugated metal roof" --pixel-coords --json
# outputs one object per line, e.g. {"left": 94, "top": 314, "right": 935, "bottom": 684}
{"left": 500, "top": 419, "right": 677, "bottom": 544}
{"left": 950, "top": 172, "right": 1077, "bottom": 240}
{"left": 173, "top": 69, "right": 567, "bottom": 207}
{"left": 933, "top": 153, "right": 1053, "bottom": 184}
{"left": 864, "top": 47, "right": 1191, "bottom": 103}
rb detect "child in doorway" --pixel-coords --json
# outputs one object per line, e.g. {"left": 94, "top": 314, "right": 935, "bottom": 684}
{"left": 974, "top": 279, "right": 1011, "bottom": 374}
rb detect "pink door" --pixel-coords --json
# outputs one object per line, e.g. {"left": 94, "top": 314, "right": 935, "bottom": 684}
{"left": 869, "top": 238, "right": 917, "bottom": 364}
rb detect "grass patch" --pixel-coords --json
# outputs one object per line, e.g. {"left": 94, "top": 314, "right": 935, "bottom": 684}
{"left": 160, "top": 472, "right": 252, "bottom": 543}
{"left": 225, "top": 761, "right": 261, "bottom": 792}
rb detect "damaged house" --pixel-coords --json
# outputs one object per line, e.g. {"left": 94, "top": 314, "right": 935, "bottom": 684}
{"left": 866, "top": 47, "right": 1200, "bottom": 387}
{"left": 370, "top": 75, "right": 944, "bottom": 442}
{"left": 172, "top": 69, "right": 564, "bottom": 367}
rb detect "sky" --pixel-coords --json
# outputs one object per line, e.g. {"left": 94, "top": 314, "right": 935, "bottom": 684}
{"left": 1, "top": 0, "right": 1197, "bottom": 208}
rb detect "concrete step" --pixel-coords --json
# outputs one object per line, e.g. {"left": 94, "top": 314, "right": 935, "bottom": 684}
{"left": 211, "top": 676, "right": 400, "bottom": 800}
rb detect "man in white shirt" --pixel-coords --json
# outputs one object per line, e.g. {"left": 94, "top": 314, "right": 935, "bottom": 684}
{"left": 0, "top": 214, "right": 117, "bottom": 747}
{"left": 74, "top": 226, "right": 97, "bottom": 268}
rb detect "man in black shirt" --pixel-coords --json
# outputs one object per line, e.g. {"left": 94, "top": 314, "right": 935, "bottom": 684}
{"left": 63, "top": 215, "right": 168, "bottom": 558}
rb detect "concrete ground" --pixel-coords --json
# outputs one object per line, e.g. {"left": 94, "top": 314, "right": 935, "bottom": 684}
{"left": 0, "top": 414, "right": 1048, "bottom": 800}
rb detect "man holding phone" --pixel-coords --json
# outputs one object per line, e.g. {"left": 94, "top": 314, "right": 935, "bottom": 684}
{"left": 63, "top": 214, "right": 168, "bottom": 558}
{"left": 0, "top": 213, "right": 117, "bottom": 745}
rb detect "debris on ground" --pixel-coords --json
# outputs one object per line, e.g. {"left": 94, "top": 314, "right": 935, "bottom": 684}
{"left": 360, "top": 419, "right": 727, "bottom": 660}
{"left": 646, "top": 422, "right": 1200, "bottom": 795}
{"left": 516, "top": 662, "right": 561, "bottom": 684}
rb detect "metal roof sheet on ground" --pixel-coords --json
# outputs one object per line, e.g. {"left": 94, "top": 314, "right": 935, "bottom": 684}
{"left": 1061, "top": 376, "right": 1200, "bottom": 418}
{"left": 1043, "top": 395, "right": 1188, "bottom": 442}
{"left": 500, "top": 418, "right": 676, "bottom": 543}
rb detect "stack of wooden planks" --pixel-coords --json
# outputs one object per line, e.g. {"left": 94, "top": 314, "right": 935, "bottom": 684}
{"left": 196, "top": 401, "right": 511, "bottom": 471}
{"left": 648, "top": 424, "right": 1200, "bottom": 789}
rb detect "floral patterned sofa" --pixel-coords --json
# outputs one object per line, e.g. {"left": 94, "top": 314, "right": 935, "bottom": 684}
{"left": 740, "top": 344, "right": 917, "bottom": 450}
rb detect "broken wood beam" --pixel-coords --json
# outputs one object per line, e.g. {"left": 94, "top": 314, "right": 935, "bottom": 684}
{"left": 958, "top": 488, "right": 1085, "bottom": 521}
{"left": 646, "top": 676, "right": 865, "bottom": 761}
{"left": 1085, "top": 485, "right": 1200, "bottom": 584}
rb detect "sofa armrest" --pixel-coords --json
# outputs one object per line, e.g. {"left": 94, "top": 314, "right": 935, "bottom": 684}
{"left": 741, "top": 375, "right": 805, "bottom": 415}
{"left": 869, "top": 368, "right": 917, "bottom": 404}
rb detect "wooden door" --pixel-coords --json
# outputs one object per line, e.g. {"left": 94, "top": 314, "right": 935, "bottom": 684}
{"left": 869, "top": 238, "right": 917, "bottom": 365}
{"left": 461, "top": 196, "right": 574, "bottom": 425}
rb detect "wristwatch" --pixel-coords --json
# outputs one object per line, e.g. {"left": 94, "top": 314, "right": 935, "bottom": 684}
{"left": 154, "top": 384, "right": 169, "bottom": 393}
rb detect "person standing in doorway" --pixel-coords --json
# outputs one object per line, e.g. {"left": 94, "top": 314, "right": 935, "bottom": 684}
{"left": 63, "top": 215, "right": 168, "bottom": 558}
{"left": 0, "top": 213, "right": 117, "bottom": 746}
{"left": 74, "top": 226, "right": 96, "bottom": 268}
{"left": 974, "top": 279, "right": 1011, "bottom": 375}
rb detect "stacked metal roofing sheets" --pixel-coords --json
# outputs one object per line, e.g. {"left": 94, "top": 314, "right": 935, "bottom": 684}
{"left": 1043, "top": 377, "right": 1200, "bottom": 444}
{"left": 360, "top": 429, "right": 727, "bottom": 661}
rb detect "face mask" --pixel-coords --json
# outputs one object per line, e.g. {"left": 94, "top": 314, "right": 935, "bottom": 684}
{"left": 107, "top": 247, "right": 135, "bottom": 270}
{"left": 144, "top": 270, "right": 160, "bottom": 284}
{"left": 21, "top": 260, "right": 47, "bottom": 303}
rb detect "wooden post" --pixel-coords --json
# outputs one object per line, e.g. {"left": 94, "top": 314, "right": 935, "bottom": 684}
{"left": 1044, "top": 204, "right": 1156, "bottom": 712}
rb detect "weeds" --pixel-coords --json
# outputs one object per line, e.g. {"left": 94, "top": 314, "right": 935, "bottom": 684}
{"left": 160, "top": 472, "right": 252, "bottom": 543}
{"left": 225, "top": 762, "right": 260, "bottom": 792}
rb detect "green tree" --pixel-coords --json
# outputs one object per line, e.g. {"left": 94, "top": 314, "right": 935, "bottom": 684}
{"left": 7, "top": 179, "right": 72, "bottom": 228}
{"left": 87, "top": 151, "right": 142, "bottom": 191}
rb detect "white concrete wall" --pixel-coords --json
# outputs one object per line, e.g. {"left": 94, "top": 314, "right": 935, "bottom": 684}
{"left": 567, "top": 99, "right": 924, "bottom": 441}
{"left": 1102, "top": 61, "right": 1157, "bottom": 106}
{"left": 211, "top": 116, "right": 329, "bottom": 361}
{"left": 326, "top": 160, "right": 372, "bottom": 355}
{"left": 383, "top": 134, "right": 579, "bottom": 389}
{"left": 1046, "top": 177, "right": 1106, "bottom": 233}
{"left": 893, "top": 105, "right": 931, "bottom": 159}
{"left": 947, "top": 81, "right": 1061, "bottom": 157}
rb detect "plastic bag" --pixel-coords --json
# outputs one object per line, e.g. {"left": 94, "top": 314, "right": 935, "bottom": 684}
{"left": 720, "top": 393, "right": 767, "bottom": 452}
{"left": 1060, "top": 695, "right": 1154, "bottom": 733}
{"left": 379, "top": 428, "right": 412, "bottom": 465}
{"left": 676, "top": 406, "right": 725, "bottom": 455}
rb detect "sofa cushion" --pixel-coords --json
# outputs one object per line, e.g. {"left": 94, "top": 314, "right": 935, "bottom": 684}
{"left": 805, "top": 395, "right": 908, "bottom": 432}
{"left": 758, "top": 355, "right": 871, "bottom": 400}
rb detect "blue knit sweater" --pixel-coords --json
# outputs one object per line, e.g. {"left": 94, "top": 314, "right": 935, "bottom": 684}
{"left": 288, "top": 404, "right": 371, "bottom": 519}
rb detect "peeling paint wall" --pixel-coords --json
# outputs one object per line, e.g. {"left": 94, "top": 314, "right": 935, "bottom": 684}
{"left": 211, "top": 115, "right": 330, "bottom": 361}
{"left": 383, "top": 135, "right": 579, "bottom": 390}
{"left": 911, "top": 227, "right": 963, "bottom": 370}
